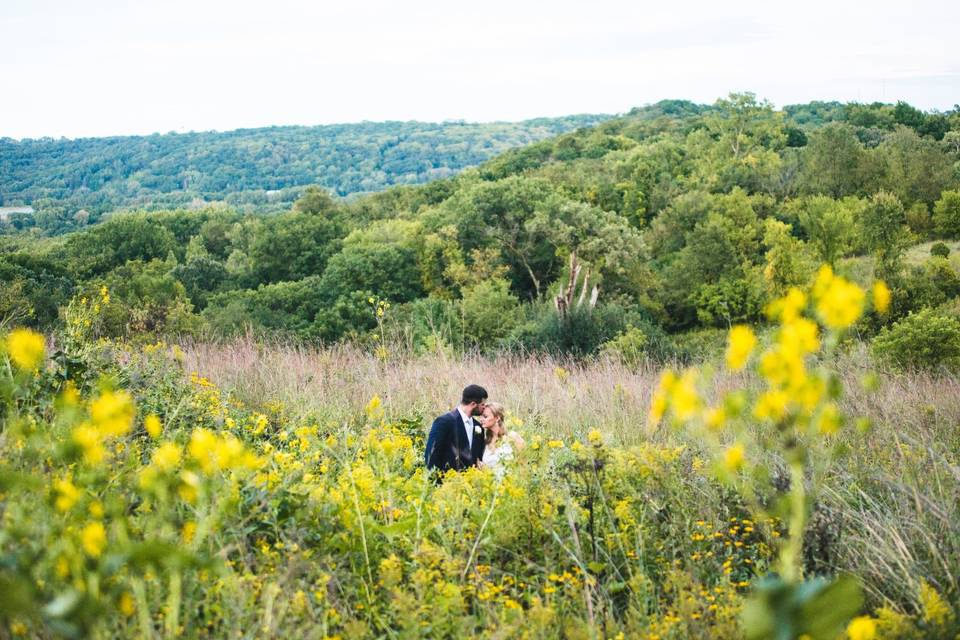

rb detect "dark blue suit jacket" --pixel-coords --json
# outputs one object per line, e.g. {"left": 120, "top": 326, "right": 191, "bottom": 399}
{"left": 425, "top": 409, "right": 486, "bottom": 473}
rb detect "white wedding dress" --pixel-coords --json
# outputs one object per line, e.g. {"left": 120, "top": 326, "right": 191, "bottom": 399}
{"left": 482, "top": 432, "right": 521, "bottom": 478}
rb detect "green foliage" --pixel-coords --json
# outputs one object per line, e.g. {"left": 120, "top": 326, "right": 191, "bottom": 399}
{"left": 931, "top": 241, "right": 951, "bottom": 258}
{"left": 5, "top": 97, "right": 960, "bottom": 353}
{"left": 875, "top": 127, "right": 954, "bottom": 208}
{"left": 170, "top": 257, "right": 230, "bottom": 309}
{"left": 694, "top": 277, "right": 766, "bottom": 327}
{"left": 459, "top": 278, "right": 520, "bottom": 350}
{"left": 743, "top": 575, "right": 863, "bottom": 640}
{"left": 859, "top": 191, "right": 911, "bottom": 280}
{"left": 319, "top": 244, "right": 424, "bottom": 304}
{"left": 94, "top": 260, "right": 200, "bottom": 338}
{"left": 905, "top": 201, "right": 933, "bottom": 236}
{"left": 872, "top": 308, "right": 960, "bottom": 370}
{"left": 689, "top": 93, "right": 786, "bottom": 193}
{"left": 248, "top": 209, "right": 344, "bottom": 284}
{"left": 508, "top": 303, "right": 630, "bottom": 356}
{"left": 671, "top": 327, "right": 729, "bottom": 362}
{"left": 799, "top": 123, "right": 867, "bottom": 198}
{"left": 61, "top": 214, "right": 179, "bottom": 279}
{"left": 762, "top": 219, "right": 816, "bottom": 296}
{"left": 791, "top": 196, "right": 858, "bottom": 266}
{"left": 1, "top": 116, "right": 611, "bottom": 232}
{"left": 0, "top": 253, "right": 74, "bottom": 328}
{"left": 933, "top": 190, "right": 960, "bottom": 238}
{"left": 600, "top": 325, "right": 648, "bottom": 366}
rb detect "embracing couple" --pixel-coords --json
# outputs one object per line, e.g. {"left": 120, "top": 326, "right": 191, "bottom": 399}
{"left": 424, "top": 384, "right": 523, "bottom": 478}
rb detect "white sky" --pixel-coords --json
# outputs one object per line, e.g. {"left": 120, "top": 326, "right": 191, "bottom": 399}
{"left": 2, "top": 0, "right": 957, "bottom": 139}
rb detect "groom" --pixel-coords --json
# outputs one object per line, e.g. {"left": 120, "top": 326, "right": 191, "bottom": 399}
{"left": 425, "top": 384, "right": 488, "bottom": 473}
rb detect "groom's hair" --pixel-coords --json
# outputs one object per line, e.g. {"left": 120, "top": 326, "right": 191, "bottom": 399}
{"left": 461, "top": 384, "right": 488, "bottom": 405}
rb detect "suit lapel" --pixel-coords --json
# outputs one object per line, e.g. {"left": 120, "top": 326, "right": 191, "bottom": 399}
{"left": 449, "top": 409, "right": 467, "bottom": 465}
{"left": 471, "top": 418, "right": 484, "bottom": 459}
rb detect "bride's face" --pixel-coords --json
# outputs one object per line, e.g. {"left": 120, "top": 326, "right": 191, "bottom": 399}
{"left": 481, "top": 407, "right": 502, "bottom": 434}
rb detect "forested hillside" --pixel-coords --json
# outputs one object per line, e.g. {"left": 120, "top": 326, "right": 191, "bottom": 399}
{"left": 0, "top": 114, "right": 610, "bottom": 234}
{"left": 4, "top": 95, "right": 960, "bottom": 366}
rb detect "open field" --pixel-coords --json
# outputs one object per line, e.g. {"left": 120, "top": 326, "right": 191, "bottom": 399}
{"left": 182, "top": 339, "right": 960, "bottom": 614}
{"left": 4, "top": 269, "right": 960, "bottom": 637}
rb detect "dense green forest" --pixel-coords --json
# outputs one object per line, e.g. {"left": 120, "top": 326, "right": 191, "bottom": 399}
{"left": 0, "top": 115, "right": 610, "bottom": 234}
{"left": 4, "top": 95, "right": 960, "bottom": 365}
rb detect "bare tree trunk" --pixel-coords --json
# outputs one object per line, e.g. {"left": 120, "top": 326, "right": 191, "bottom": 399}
{"left": 555, "top": 251, "right": 599, "bottom": 318}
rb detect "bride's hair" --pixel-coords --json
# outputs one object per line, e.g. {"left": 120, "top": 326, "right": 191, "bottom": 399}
{"left": 483, "top": 401, "right": 506, "bottom": 445}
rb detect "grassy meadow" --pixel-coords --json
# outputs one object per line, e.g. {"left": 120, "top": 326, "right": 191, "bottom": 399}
{"left": 3, "top": 271, "right": 959, "bottom": 639}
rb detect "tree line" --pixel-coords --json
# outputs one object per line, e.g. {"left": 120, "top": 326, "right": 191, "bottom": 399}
{"left": 0, "top": 115, "right": 610, "bottom": 235}
{"left": 3, "top": 95, "right": 960, "bottom": 364}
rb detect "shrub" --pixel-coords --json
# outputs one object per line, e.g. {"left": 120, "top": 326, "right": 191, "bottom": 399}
{"left": 460, "top": 278, "right": 520, "bottom": 350}
{"left": 507, "top": 303, "right": 628, "bottom": 357}
{"left": 672, "top": 327, "right": 730, "bottom": 363}
{"left": 931, "top": 241, "right": 951, "bottom": 258}
{"left": 905, "top": 202, "right": 933, "bottom": 236}
{"left": 933, "top": 190, "right": 960, "bottom": 238}
{"left": 600, "top": 325, "right": 648, "bottom": 367}
{"left": 872, "top": 308, "right": 960, "bottom": 371}
{"left": 694, "top": 278, "right": 765, "bottom": 327}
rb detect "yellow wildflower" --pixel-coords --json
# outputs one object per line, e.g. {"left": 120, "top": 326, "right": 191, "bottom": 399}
{"left": 766, "top": 287, "right": 807, "bottom": 321}
{"left": 753, "top": 390, "right": 789, "bottom": 422}
{"left": 815, "top": 402, "right": 841, "bottom": 435}
{"left": 81, "top": 521, "right": 107, "bottom": 558}
{"left": 144, "top": 414, "right": 162, "bottom": 438}
{"left": 88, "top": 501, "right": 104, "bottom": 519}
{"left": 704, "top": 406, "right": 726, "bottom": 431}
{"left": 725, "top": 325, "right": 756, "bottom": 371}
{"left": 89, "top": 390, "right": 135, "bottom": 437}
{"left": 547, "top": 440, "right": 564, "bottom": 449}
{"left": 650, "top": 370, "right": 677, "bottom": 417}
{"left": 846, "top": 616, "right": 876, "bottom": 640}
{"left": 813, "top": 266, "right": 865, "bottom": 329}
{"left": 119, "top": 592, "right": 135, "bottom": 617}
{"left": 872, "top": 281, "right": 891, "bottom": 314}
{"left": 723, "top": 444, "right": 746, "bottom": 472}
{"left": 5, "top": 328, "right": 45, "bottom": 371}
{"left": 920, "top": 580, "right": 952, "bottom": 627}
{"left": 365, "top": 395, "right": 384, "bottom": 421}
{"left": 178, "top": 471, "right": 200, "bottom": 503}
{"left": 53, "top": 477, "right": 80, "bottom": 512}
{"left": 152, "top": 442, "right": 182, "bottom": 472}
{"left": 780, "top": 317, "right": 820, "bottom": 356}
{"left": 670, "top": 369, "right": 701, "bottom": 420}
{"left": 587, "top": 429, "right": 603, "bottom": 445}
{"left": 72, "top": 424, "right": 107, "bottom": 465}
{"left": 182, "top": 521, "right": 197, "bottom": 544}
{"left": 60, "top": 381, "right": 80, "bottom": 407}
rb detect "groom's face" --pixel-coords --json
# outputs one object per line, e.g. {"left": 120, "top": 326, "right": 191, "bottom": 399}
{"left": 470, "top": 400, "right": 487, "bottom": 416}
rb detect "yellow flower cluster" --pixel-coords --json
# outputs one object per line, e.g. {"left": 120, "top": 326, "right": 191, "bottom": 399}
{"left": 5, "top": 328, "right": 45, "bottom": 371}
{"left": 648, "top": 370, "right": 700, "bottom": 425}
{"left": 72, "top": 390, "right": 136, "bottom": 464}
{"left": 89, "top": 390, "right": 136, "bottom": 437}
{"left": 80, "top": 521, "right": 107, "bottom": 558}
{"left": 725, "top": 326, "right": 756, "bottom": 371}
{"left": 812, "top": 265, "right": 865, "bottom": 330}
{"left": 188, "top": 428, "right": 263, "bottom": 475}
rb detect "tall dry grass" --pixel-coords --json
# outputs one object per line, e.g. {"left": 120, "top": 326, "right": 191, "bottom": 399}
{"left": 180, "top": 337, "right": 960, "bottom": 612}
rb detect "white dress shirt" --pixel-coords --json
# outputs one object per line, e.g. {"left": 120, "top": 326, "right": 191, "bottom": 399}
{"left": 457, "top": 406, "right": 475, "bottom": 448}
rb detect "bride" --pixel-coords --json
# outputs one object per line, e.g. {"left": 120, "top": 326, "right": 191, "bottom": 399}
{"left": 479, "top": 402, "right": 524, "bottom": 477}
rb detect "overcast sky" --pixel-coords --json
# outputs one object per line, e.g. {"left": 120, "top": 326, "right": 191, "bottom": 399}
{"left": 2, "top": 0, "right": 957, "bottom": 139}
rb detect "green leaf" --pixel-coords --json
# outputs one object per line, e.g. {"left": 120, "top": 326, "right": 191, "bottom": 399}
{"left": 743, "top": 574, "right": 863, "bottom": 640}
